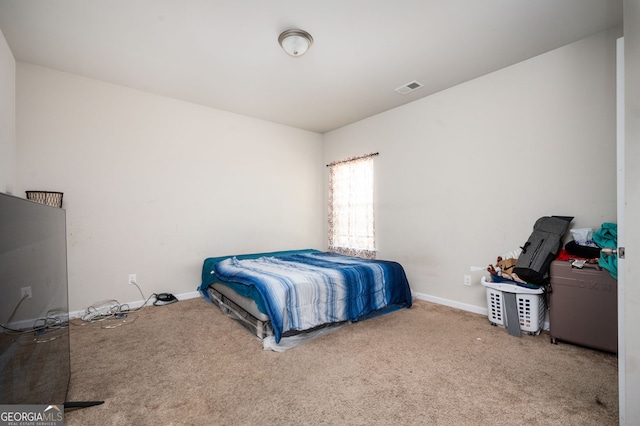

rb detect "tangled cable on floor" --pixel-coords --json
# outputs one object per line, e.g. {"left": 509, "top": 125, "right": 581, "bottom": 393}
{"left": 1, "top": 294, "right": 69, "bottom": 345}
{"left": 72, "top": 282, "right": 157, "bottom": 329}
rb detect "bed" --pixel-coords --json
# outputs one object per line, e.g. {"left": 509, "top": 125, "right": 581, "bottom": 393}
{"left": 197, "top": 249, "right": 413, "bottom": 349}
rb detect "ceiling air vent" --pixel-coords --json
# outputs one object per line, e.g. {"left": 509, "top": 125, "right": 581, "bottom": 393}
{"left": 395, "top": 80, "right": 423, "bottom": 95}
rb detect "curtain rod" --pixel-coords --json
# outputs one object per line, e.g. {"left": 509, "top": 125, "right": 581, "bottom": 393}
{"left": 326, "top": 152, "right": 379, "bottom": 167}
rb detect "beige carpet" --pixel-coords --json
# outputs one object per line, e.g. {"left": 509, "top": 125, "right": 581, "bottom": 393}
{"left": 65, "top": 297, "right": 618, "bottom": 425}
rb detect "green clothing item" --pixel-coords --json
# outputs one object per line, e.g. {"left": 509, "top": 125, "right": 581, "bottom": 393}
{"left": 593, "top": 222, "right": 617, "bottom": 280}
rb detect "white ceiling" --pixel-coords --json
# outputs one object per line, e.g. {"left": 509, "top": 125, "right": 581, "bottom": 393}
{"left": 0, "top": 1, "right": 623, "bottom": 134}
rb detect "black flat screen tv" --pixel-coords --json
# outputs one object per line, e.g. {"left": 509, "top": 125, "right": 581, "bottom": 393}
{"left": 0, "top": 192, "right": 70, "bottom": 404}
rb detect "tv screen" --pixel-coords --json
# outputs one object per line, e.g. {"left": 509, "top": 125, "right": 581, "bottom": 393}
{"left": 0, "top": 192, "right": 70, "bottom": 404}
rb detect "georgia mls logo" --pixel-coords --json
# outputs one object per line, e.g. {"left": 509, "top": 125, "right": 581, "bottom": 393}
{"left": 44, "top": 405, "right": 63, "bottom": 419}
{"left": 0, "top": 404, "right": 64, "bottom": 426}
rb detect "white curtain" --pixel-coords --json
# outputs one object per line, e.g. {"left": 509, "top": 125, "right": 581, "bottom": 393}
{"left": 328, "top": 155, "right": 376, "bottom": 259}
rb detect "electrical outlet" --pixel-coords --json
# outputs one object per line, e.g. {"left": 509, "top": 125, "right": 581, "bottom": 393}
{"left": 464, "top": 275, "right": 472, "bottom": 286}
{"left": 21, "top": 286, "right": 32, "bottom": 299}
{"left": 128, "top": 274, "right": 137, "bottom": 285}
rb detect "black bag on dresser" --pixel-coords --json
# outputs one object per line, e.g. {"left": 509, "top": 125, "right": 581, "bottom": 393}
{"left": 513, "top": 216, "right": 573, "bottom": 285}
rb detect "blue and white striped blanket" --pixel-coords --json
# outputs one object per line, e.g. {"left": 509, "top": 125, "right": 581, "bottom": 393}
{"left": 212, "top": 252, "right": 412, "bottom": 343}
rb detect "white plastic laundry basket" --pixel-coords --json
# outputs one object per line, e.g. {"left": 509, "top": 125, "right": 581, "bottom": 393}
{"left": 481, "top": 276, "right": 545, "bottom": 335}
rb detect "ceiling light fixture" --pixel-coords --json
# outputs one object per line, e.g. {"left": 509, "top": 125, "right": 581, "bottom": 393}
{"left": 278, "top": 29, "right": 313, "bottom": 57}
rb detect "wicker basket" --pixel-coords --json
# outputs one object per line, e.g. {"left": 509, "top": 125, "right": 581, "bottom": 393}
{"left": 26, "top": 191, "right": 64, "bottom": 208}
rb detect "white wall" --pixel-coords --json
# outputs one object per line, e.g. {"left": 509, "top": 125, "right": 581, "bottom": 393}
{"left": 323, "top": 28, "right": 620, "bottom": 311}
{"left": 0, "top": 28, "right": 15, "bottom": 194}
{"left": 15, "top": 63, "right": 324, "bottom": 311}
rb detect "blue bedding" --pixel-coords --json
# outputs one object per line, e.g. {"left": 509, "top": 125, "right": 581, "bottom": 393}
{"left": 198, "top": 249, "right": 319, "bottom": 314}
{"left": 198, "top": 250, "right": 412, "bottom": 343}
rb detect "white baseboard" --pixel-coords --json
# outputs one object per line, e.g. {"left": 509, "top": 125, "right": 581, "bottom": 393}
{"left": 69, "top": 290, "right": 202, "bottom": 320}
{"left": 413, "top": 291, "right": 488, "bottom": 316}
{"left": 68, "top": 289, "right": 552, "bottom": 332}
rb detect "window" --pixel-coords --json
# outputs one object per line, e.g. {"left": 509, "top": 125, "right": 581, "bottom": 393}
{"left": 328, "top": 154, "right": 376, "bottom": 259}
